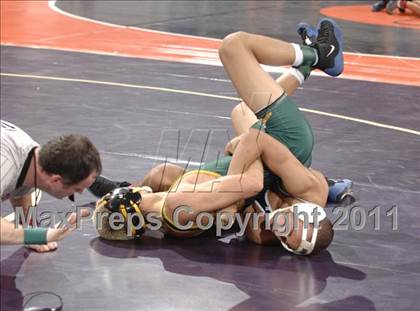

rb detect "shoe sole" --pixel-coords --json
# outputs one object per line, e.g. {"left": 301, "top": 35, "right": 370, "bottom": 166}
{"left": 317, "top": 18, "right": 344, "bottom": 76}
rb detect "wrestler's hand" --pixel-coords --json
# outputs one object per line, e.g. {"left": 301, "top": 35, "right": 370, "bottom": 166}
{"left": 219, "top": 206, "right": 238, "bottom": 226}
{"left": 129, "top": 179, "right": 144, "bottom": 187}
{"left": 224, "top": 136, "right": 242, "bottom": 156}
{"left": 138, "top": 186, "right": 153, "bottom": 195}
{"left": 218, "top": 199, "right": 245, "bottom": 226}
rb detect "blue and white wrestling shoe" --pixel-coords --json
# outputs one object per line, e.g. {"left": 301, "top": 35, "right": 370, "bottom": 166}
{"left": 313, "top": 18, "right": 344, "bottom": 77}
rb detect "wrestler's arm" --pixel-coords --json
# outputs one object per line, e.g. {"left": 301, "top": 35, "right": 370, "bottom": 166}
{"left": 164, "top": 159, "right": 263, "bottom": 225}
{"left": 224, "top": 135, "right": 242, "bottom": 156}
{"left": 229, "top": 129, "right": 320, "bottom": 198}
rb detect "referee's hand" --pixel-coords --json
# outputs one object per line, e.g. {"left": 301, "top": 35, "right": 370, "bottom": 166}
{"left": 27, "top": 242, "right": 58, "bottom": 253}
{"left": 26, "top": 209, "right": 90, "bottom": 252}
{"left": 46, "top": 209, "right": 90, "bottom": 242}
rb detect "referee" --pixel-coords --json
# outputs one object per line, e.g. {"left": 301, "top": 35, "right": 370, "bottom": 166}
{"left": 1, "top": 120, "right": 101, "bottom": 252}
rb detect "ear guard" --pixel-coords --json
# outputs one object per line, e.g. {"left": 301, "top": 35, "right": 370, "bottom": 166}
{"left": 269, "top": 203, "right": 327, "bottom": 255}
{"left": 97, "top": 187, "right": 145, "bottom": 238}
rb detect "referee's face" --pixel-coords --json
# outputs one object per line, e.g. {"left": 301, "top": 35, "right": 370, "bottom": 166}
{"left": 49, "top": 172, "right": 98, "bottom": 199}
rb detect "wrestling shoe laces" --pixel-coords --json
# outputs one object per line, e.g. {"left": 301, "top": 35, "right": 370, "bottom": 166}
{"left": 312, "top": 18, "right": 344, "bottom": 76}
{"left": 317, "top": 22, "right": 331, "bottom": 45}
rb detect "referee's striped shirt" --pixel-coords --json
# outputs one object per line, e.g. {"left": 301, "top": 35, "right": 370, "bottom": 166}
{"left": 1, "top": 120, "right": 39, "bottom": 201}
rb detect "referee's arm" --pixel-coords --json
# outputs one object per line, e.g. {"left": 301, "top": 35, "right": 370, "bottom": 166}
{"left": 0, "top": 217, "right": 24, "bottom": 244}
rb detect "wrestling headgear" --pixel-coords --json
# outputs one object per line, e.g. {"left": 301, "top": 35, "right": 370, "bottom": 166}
{"left": 269, "top": 203, "right": 327, "bottom": 255}
{"left": 97, "top": 187, "right": 145, "bottom": 238}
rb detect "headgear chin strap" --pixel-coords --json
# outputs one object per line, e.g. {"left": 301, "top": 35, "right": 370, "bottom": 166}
{"left": 269, "top": 203, "right": 327, "bottom": 256}
{"left": 97, "top": 187, "right": 145, "bottom": 238}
